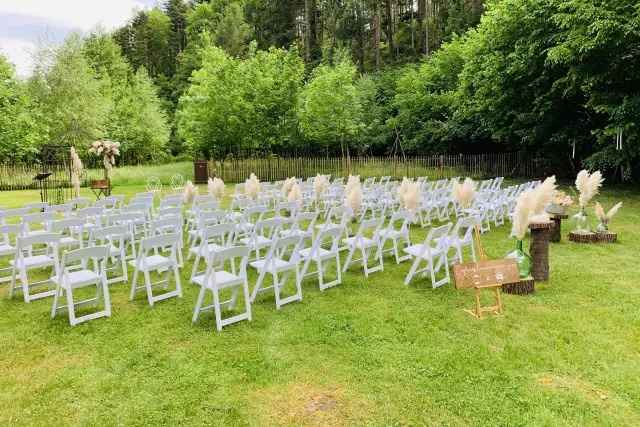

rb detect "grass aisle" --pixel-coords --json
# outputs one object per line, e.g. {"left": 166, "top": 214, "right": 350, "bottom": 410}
{"left": 0, "top": 185, "right": 639, "bottom": 426}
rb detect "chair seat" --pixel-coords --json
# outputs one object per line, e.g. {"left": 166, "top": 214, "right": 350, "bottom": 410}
{"left": 10, "top": 255, "right": 55, "bottom": 269}
{"left": 51, "top": 269, "right": 100, "bottom": 288}
{"left": 377, "top": 229, "right": 404, "bottom": 239}
{"left": 189, "top": 242, "right": 225, "bottom": 256}
{"left": 343, "top": 236, "right": 377, "bottom": 249}
{"left": 129, "top": 255, "right": 172, "bottom": 271}
{"left": 60, "top": 236, "right": 80, "bottom": 247}
{"left": 109, "top": 245, "right": 124, "bottom": 257}
{"left": 404, "top": 244, "right": 445, "bottom": 259}
{"left": 192, "top": 271, "right": 243, "bottom": 289}
{"left": 238, "top": 235, "right": 271, "bottom": 248}
{"left": 280, "top": 229, "right": 311, "bottom": 239}
{"left": 249, "top": 258, "right": 296, "bottom": 273}
{"left": 299, "top": 247, "right": 334, "bottom": 261}
{"left": 0, "top": 244, "right": 15, "bottom": 256}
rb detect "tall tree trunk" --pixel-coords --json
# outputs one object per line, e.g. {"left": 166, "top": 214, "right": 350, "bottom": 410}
{"left": 418, "top": 0, "right": 427, "bottom": 55}
{"left": 304, "top": 0, "right": 317, "bottom": 63}
{"left": 384, "top": 0, "right": 395, "bottom": 59}
{"left": 373, "top": 4, "right": 381, "bottom": 69}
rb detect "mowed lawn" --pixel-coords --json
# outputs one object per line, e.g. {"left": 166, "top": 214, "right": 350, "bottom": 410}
{"left": 0, "top": 184, "right": 639, "bottom": 426}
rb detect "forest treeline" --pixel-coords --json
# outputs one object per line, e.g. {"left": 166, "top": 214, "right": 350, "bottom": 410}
{"left": 0, "top": 0, "right": 638, "bottom": 181}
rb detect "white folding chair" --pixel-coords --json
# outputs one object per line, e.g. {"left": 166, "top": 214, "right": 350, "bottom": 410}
{"left": 192, "top": 246, "right": 252, "bottom": 332}
{"left": 51, "top": 246, "right": 111, "bottom": 326}
{"left": 249, "top": 235, "right": 303, "bottom": 309}
{"left": 238, "top": 217, "right": 281, "bottom": 261}
{"left": 129, "top": 233, "right": 182, "bottom": 306}
{"left": 150, "top": 216, "right": 184, "bottom": 266}
{"left": 448, "top": 216, "right": 478, "bottom": 265}
{"left": 50, "top": 218, "right": 84, "bottom": 253}
{"left": 190, "top": 223, "right": 235, "bottom": 280}
{"left": 0, "top": 224, "right": 21, "bottom": 283}
{"left": 403, "top": 223, "right": 452, "bottom": 288}
{"left": 9, "top": 233, "right": 61, "bottom": 302}
{"left": 280, "top": 211, "right": 318, "bottom": 242}
{"left": 342, "top": 217, "right": 384, "bottom": 277}
{"left": 88, "top": 225, "right": 128, "bottom": 284}
{"left": 377, "top": 209, "right": 413, "bottom": 264}
{"left": 22, "top": 212, "right": 55, "bottom": 237}
{"left": 299, "top": 225, "right": 343, "bottom": 291}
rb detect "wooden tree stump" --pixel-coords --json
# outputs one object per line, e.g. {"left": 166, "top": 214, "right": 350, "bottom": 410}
{"left": 529, "top": 222, "right": 553, "bottom": 281}
{"left": 550, "top": 214, "right": 568, "bottom": 243}
{"left": 502, "top": 277, "right": 535, "bottom": 295}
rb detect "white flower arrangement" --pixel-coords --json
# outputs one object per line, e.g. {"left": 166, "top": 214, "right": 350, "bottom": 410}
{"left": 89, "top": 140, "right": 120, "bottom": 180}
{"left": 452, "top": 178, "right": 476, "bottom": 209}
{"left": 245, "top": 173, "right": 261, "bottom": 199}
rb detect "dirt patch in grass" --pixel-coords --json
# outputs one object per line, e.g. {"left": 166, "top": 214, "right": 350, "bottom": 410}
{"left": 250, "top": 381, "right": 372, "bottom": 426}
{"left": 537, "top": 374, "right": 609, "bottom": 402}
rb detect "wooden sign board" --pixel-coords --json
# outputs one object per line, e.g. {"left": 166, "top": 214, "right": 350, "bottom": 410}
{"left": 453, "top": 259, "right": 520, "bottom": 290}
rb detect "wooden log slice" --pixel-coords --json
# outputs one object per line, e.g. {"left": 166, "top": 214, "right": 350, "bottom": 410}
{"left": 595, "top": 232, "right": 617, "bottom": 243}
{"left": 568, "top": 231, "right": 598, "bottom": 243}
{"left": 502, "top": 277, "right": 535, "bottom": 295}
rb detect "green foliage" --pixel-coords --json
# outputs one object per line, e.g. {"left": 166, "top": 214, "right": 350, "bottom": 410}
{"left": 297, "top": 56, "right": 364, "bottom": 150}
{"left": 29, "top": 34, "right": 110, "bottom": 149}
{"left": 178, "top": 44, "right": 304, "bottom": 158}
{"left": 0, "top": 55, "right": 47, "bottom": 160}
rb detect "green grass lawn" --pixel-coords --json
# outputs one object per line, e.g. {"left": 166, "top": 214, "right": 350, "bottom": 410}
{"left": 0, "top": 184, "right": 639, "bottom": 426}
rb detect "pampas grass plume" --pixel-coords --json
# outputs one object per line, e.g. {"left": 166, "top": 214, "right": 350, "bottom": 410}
{"left": 511, "top": 189, "right": 535, "bottom": 240}
{"left": 452, "top": 178, "right": 476, "bottom": 209}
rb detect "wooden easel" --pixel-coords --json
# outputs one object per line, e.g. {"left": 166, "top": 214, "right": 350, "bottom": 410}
{"left": 463, "top": 226, "right": 504, "bottom": 319}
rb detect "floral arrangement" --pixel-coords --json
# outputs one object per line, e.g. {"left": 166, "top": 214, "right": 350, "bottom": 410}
{"left": 576, "top": 169, "right": 604, "bottom": 208}
{"left": 89, "top": 140, "right": 120, "bottom": 180}
{"left": 552, "top": 191, "right": 573, "bottom": 207}
{"left": 282, "top": 177, "right": 296, "bottom": 197}
{"left": 245, "top": 173, "right": 261, "bottom": 199}
{"left": 208, "top": 177, "right": 225, "bottom": 199}
{"left": 344, "top": 175, "right": 362, "bottom": 213}
{"left": 313, "top": 174, "right": 329, "bottom": 199}
{"left": 398, "top": 177, "right": 411, "bottom": 201}
{"left": 511, "top": 190, "right": 535, "bottom": 241}
{"left": 574, "top": 169, "right": 604, "bottom": 233}
{"left": 288, "top": 183, "right": 303, "bottom": 207}
{"left": 528, "top": 176, "right": 557, "bottom": 223}
{"left": 70, "top": 147, "right": 83, "bottom": 198}
{"left": 401, "top": 181, "right": 421, "bottom": 215}
{"left": 183, "top": 180, "right": 198, "bottom": 204}
{"left": 452, "top": 178, "right": 476, "bottom": 209}
{"left": 594, "top": 202, "right": 622, "bottom": 233}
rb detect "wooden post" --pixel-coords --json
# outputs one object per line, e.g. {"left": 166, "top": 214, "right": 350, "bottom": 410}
{"left": 529, "top": 222, "right": 553, "bottom": 281}
{"left": 550, "top": 214, "right": 568, "bottom": 243}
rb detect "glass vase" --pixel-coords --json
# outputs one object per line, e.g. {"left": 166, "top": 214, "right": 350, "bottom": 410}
{"left": 573, "top": 207, "right": 590, "bottom": 233}
{"left": 506, "top": 239, "right": 531, "bottom": 279}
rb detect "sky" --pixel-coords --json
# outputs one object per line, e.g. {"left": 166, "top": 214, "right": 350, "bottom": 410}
{"left": 0, "top": 0, "right": 158, "bottom": 76}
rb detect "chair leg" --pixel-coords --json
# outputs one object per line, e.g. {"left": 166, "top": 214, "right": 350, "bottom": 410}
{"left": 213, "top": 288, "right": 223, "bottom": 332}
{"left": 66, "top": 286, "right": 76, "bottom": 326}
{"left": 102, "top": 279, "right": 112, "bottom": 317}
{"left": 192, "top": 286, "right": 207, "bottom": 323}
{"left": 51, "top": 283, "right": 62, "bottom": 319}
{"left": 129, "top": 267, "right": 139, "bottom": 301}
{"left": 143, "top": 269, "right": 154, "bottom": 306}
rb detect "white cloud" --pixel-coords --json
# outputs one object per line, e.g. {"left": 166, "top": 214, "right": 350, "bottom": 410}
{"left": 0, "top": 0, "right": 150, "bottom": 31}
{"left": 0, "top": 37, "right": 36, "bottom": 77}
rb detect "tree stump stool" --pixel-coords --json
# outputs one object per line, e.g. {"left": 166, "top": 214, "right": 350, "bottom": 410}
{"left": 595, "top": 232, "right": 617, "bottom": 243}
{"left": 529, "top": 222, "right": 553, "bottom": 281}
{"left": 568, "top": 231, "right": 598, "bottom": 243}
{"left": 502, "top": 277, "right": 535, "bottom": 295}
{"left": 550, "top": 214, "right": 568, "bottom": 243}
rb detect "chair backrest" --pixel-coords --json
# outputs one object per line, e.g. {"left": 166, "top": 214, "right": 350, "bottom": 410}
{"left": 196, "top": 209, "right": 226, "bottom": 229}
{"left": 150, "top": 216, "right": 182, "bottom": 236}
{"left": 46, "top": 203, "right": 73, "bottom": 215}
{"left": 157, "top": 207, "right": 182, "bottom": 219}
{"left": 421, "top": 223, "right": 452, "bottom": 255}
{"left": 62, "top": 246, "right": 109, "bottom": 270}
{"left": 311, "top": 225, "right": 343, "bottom": 256}
{"left": 264, "top": 235, "right": 301, "bottom": 267}
{"left": 25, "top": 202, "right": 49, "bottom": 212}
{"left": 23, "top": 212, "right": 55, "bottom": 233}
{"left": 0, "top": 224, "right": 22, "bottom": 247}
{"left": 16, "top": 232, "right": 61, "bottom": 252}
{"left": 207, "top": 245, "right": 250, "bottom": 285}
{"left": 160, "top": 195, "right": 184, "bottom": 209}
{"left": 140, "top": 233, "right": 180, "bottom": 252}
{"left": 89, "top": 225, "right": 129, "bottom": 248}
{"left": 254, "top": 218, "right": 281, "bottom": 239}
{"left": 295, "top": 211, "right": 318, "bottom": 232}
{"left": 452, "top": 215, "right": 478, "bottom": 238}
{"left": 50, "top": 218, "right": 85, "bottom": 235}
{"left": 68, "top": 197, "right": 91, "bottom": 210}
{"left": 0, "top": 207, "right": 30, "bottom": 224}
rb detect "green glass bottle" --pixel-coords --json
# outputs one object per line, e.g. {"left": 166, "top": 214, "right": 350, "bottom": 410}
{"left": 506, "top": 239, "right": 532, "bottom": 278}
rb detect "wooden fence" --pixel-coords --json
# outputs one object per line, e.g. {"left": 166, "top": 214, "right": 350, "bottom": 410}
{"left": 210, "top": 152, "right": 544, "bottom": 183}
